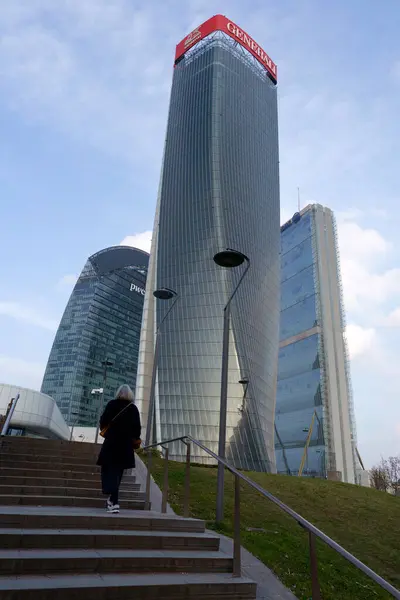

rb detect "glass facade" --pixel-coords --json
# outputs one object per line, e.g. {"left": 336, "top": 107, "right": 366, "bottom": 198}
{"left": 139, "top": 34, "right": 280, "bottom": 471}
{"left": 276, "top": 205, "right": 357, "bottom": 482}
{"left": 276, "top": 210, "right": 326, "bottom": 476}
{"left": 41, "top": 246, "right": 149, "bottom": 426}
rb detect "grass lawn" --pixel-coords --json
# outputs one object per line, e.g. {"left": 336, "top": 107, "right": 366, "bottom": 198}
{"left": 141, "top": 453, "right": 400, "bottom": 600}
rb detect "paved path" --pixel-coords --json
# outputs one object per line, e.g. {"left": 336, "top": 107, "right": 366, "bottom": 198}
{"left": 134, "top": 457, "right": 297, "bottom": 599}
{"left": 216, "top": 532, "right": 298, "bottom": 600}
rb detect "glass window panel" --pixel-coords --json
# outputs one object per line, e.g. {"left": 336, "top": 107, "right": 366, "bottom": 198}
{"left": 281, "top": 211, "right": 312, "bottom": 255}
{"left": 276, "top": 370, "right": 322, "bottom": 415}
{"left": 280, "top": 295, "right": 317, "bottom": 341}
{"left": 281, "top": 265, "right": 315, "bottom": 311}
{"left": 278, "top": 334, "right": 320, "bottom": 380}
{"left": 281, "top": 236, "right": 313, "bottom": 283}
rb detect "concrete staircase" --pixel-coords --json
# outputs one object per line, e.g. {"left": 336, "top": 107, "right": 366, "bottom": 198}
{"left": 0, "top": 436, "right": 257, "bottom": 599}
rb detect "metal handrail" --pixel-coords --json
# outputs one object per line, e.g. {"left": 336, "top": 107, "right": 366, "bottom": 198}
{"left": 143, "top": 435, "right": 400, "bottom": 599}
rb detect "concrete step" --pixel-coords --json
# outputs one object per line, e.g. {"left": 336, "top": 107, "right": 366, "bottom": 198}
{"left": 0, "top": 460, "right": 99, "bottom": 474}
{"left": 0, "top": 444, "right": 99, "bottom": 458}
{"left": 0, "top": 495, "right": 146, "bottom": 510}
{"left": 0, "top": 453, "right": 97, "bottom": 467}
{"left": 0, "top": 572, "right": 257, "bottom": 599}
{"left": 0, "top": 528, "right": 221, "bottom": 551}
{"left": 0, "top": 485, "right": 145, "bottom": 500}
{"left": 0, "top": 507, "right": 206, "bottom": 533}
{"left": 0, "top": 466, "right": 134, "bottom": 483}
{"left": 0, "top": 438, "right": 100, "bottom": 454}
{"left": 0, "top": 475, "right": 140, "bottom": 491}
{"left": 0, "top": 548, "right": 233, "bottom": 576}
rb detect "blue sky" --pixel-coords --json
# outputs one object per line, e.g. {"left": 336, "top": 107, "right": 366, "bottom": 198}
{"left": 0, "top": 0, "right": 399, "bottom": 467}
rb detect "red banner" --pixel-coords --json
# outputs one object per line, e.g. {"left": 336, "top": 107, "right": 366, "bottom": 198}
{"left": 175, "top": 14, "right": 277, "bottom": 83}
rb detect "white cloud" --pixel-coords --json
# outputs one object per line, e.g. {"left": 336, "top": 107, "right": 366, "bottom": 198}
{"left": 335, "top": 218, "right": 400, "bottom": 316}
{"left": 0, "top": 0, "right": 177, "bottom": 165}
{"left": 385, "top": 307, "right": 400, "bottom": 327}
{"left": 57, "top": 274, "right": 78, "bottom": 289}
{"left": 335, "top": 208, "right": 364, "bottom": 222}
{"left": 0, "top": 302, "right": 58, "bottom": 331}
{"left": 120, "top": 231, "right": 152, "bottom": 253}
{"left": 340, "top": 260, "right": 400, "bottom": 314}
{"left": 345, "top": 324, "right": 376, "bottom": 359}
{"left": 332, "top": 211, "right": 400, "bottom": 464}
{"left": 337, "top": 220, "right": 390, "bottom": 264}
{"left": 0, "top": 355, "right": 45, "bottom": 390}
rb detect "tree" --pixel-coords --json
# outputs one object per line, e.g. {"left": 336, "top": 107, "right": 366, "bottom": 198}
{"left": 387, "top": 456, "right": 400, "bottom": 495}
{"left": 370, "top": 464, "right": 390, "bottom": 492}
{"left": 370, "top": 455, "right": 400, "bottom": 494}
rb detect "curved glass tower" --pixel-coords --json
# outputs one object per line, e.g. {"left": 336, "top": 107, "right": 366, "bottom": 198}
{"left": 136, "top": 16, "right": 280, "bottom": 471}
{"left": 42, "top": 246, "right": 149, "bottom": 426}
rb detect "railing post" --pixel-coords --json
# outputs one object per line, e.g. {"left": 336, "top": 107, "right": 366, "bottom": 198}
{"left": 184, "top": 442, "right": 191, "bottom": 518}
{"left": 233, "top": 474, "right": 241, "bottom": 577}
{"left": 161, "top": 446, "right": 169, "bottom": 514}
{"left": 145, "top": 449, "right": 152, "bottom": 511}
{"left": 1, "top": 394, "right": 20, "bottom": 437}
{"left": 309, "top": 531, "right": 322, "bottom": 600}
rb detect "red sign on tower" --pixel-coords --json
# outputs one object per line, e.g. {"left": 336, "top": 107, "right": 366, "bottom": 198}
{"left": 175, "top": 15, "right": 277, "bottom": 83}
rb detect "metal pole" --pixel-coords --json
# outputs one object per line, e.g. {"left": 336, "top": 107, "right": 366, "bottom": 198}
{"left": 161, "top": 446, "right": 169, "bottom": 514}
{"left": 94, "top": 391, "right": 102, "bottom": 444}
{"left": 215, "top": 257, "right": 250, "bottom": 524}
{"left": 309, "top": 531, "right": 322, "bottom": 599}
{"left": 145, "top": 332, "right": 161, "bottom": 447}
{"left": 233, "top": 474, "right": 241, "bottom": 577}
{"left": 184, "top": 442, "right": 191, "bottom": 518}
{"left": 95, "top": 361, "right": 109, "bottom": 444}
{"left": 1, "top": 394, "right": 20, "bottom": 436}
{"left": 145, "top": 450, "right": 152, "bottom": 511}
{"left": 216, "top": 302, "right": 230, "bottom": 523}
{"left": 145, "top": 293, "right": 178, "bottom": 448}
{"left": 275, "top": 423, "right": 290, "bottom": 475}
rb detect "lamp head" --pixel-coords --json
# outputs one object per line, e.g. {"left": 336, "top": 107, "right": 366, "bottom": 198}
{"left": 213, "top": 249, "right": 248, "bottom": 268}
{"left": 153, "top": 287, "right": 177, "bottom": 300}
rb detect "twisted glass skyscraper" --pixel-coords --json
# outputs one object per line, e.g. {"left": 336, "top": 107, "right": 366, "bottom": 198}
{"left": 136, "top": 16, "right": 280, "bottom": 471}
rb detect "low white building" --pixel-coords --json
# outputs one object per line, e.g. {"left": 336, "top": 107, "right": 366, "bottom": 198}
{"left": 69, "top": 426, "right": 103, "bottom": 444}
{"left": 0, "top": 383, "right": 70, "bottom": 440}
{"left": 356, "top": 469, "right": 371, "bottom": 487}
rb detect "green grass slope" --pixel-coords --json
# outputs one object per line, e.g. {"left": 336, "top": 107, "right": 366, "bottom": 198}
{"left": 144, "top": 455, "right": 400, "bottom": 600}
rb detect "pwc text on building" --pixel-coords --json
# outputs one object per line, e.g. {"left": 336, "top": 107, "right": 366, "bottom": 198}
{"left": 175, "top": 14, "right": 277, "bottom": 84}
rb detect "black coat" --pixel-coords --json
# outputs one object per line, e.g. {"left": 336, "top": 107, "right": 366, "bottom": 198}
{"left": 96, "top": 399, "right": 141, "bottom": 469}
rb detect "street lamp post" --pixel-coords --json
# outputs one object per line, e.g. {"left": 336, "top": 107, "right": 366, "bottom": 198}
{"left": 316, "top": 448, "right": 326, "bottom": 479}
{"left": 145, "top": 288, "right": 178, "bottom": 447}
{"left": 70, "top": 418, "right": 78, "bottom": 442}
{"left": 94, "top": 359, "right": 113, "bottom": 444}
{"left": 214, "top": 248, "right": 250, "bottom": 523}
{"left": 275, "top": 423, "right": 291, "bottom": 475}
{"left": 69, "top": 405, "right": 97, "bottom": 442}
{"left": 91, "top": 388, "right": 103, "bottom": 442}
{"left": 302, "top": 427, "right": 310, "bottom": 475}
{"left": 238, "top": 378, "right": 249, "bottom": 413}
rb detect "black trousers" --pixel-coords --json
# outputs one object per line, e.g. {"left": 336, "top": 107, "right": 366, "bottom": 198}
{"left": 101, "top": 465, "right": 124, "bottom": 505}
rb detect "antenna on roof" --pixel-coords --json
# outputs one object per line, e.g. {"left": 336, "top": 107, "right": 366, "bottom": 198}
{"left": 297, "top": 187, "right": 301, "bottom": 213}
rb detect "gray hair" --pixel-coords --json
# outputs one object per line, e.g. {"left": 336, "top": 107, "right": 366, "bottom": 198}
{"left": 115, "top": 384, "right": 135, "bottom": 401}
